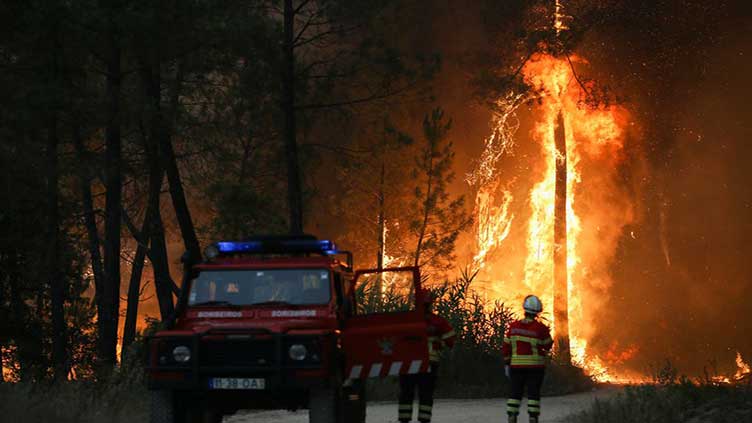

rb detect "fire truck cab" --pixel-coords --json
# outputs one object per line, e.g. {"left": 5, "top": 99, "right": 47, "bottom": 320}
{"left": 146, "top": 236, "right": 430, "bottom": 423}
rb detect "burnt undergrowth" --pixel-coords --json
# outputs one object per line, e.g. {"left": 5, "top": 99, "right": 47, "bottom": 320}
{"left": 0, "top": 355, "right": 148, "bottom": 423}
{"left": 566, "top": 362, "right": 752, "bottom": 423}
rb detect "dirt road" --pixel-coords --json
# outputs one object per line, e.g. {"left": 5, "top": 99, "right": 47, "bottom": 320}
{"left": 227, "top": 388, "right": 619, "bottom": 423}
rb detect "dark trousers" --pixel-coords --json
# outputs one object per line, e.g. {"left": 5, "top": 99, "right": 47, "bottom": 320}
{"left": 507, "top": 367, "right": 545, "bottom": 417}
{"left": 398, "top": 363, "right": 438, "bottom": 422}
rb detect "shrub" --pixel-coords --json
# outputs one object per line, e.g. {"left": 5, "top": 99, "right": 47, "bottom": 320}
{"left": 0, "top": 361, "right": 148, "bottom": 423}
{"left": 566, "top": 381, "right": 752, "bottom": 423}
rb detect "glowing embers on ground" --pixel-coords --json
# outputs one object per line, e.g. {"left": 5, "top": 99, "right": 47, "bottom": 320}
{"left": 1, "top": 345, "right": 18, "bottom": 382}
{"left": 471, "top": 52, "right": 634, "bottom": 382}
{"left": 708, "top": 352, "right": 751, "bottom": 385}
{"left": 735, "top": 352, "right": 751, "bottom": 381}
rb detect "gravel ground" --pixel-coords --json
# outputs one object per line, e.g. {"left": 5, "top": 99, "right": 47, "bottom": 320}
{"left": 227, "top": 387, "right": 620, "bottom": 423}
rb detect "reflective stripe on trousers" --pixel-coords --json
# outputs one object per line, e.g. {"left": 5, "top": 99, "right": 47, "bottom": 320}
{"left": 506, "top": 398, "right": 521, "bottom": 415}
{"left": 398, "top": 363, "right": 438, "bottom": 422}
{"left": 528, "top": 399, "right": 541, "bottom": 415}
{"left": 507, "top": 367, "right": 545, "bottom": 416}
{"left": 418, "top": 404, "right": 432, "bottom": 421}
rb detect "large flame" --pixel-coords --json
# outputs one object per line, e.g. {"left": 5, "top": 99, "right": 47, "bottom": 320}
{"left": 471, "top": 52, "right": 639, "bottom": 382}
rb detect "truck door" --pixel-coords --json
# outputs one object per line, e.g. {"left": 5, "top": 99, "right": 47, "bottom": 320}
{"left": 341, "top": 267, "right": 430, "bottom": 380}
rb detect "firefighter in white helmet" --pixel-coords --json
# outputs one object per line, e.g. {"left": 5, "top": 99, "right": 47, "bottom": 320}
{"left": 502, "top": 295, "right": 553, "bottom": 423}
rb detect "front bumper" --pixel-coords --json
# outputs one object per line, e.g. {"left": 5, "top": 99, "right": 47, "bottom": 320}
{"left": 146, "top": 331, "right": 336, "bottom": 391}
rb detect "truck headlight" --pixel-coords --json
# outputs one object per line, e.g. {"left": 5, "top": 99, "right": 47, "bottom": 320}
{"left": 172, "top": 346, "right": 191, "bottom": 363}
{"left": 289, "top": 344, "right": 308, "bottom": 361}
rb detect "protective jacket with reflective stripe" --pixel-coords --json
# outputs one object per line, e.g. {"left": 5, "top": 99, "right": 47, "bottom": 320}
{"left": 502, "top": 318, "right": 553, "bottom": 368}
{"left": 427, "top": 314, "right": 455, "bottom": 363}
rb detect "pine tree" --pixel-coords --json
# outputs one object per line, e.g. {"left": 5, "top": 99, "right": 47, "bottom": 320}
{"left": 410, "top": 108, "right": 473, "bottom": 274}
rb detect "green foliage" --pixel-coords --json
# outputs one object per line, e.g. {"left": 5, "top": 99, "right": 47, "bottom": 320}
{"left": 355, "top": 274, "right": 414, "bottom": 314}
{"left": 409, "top": 108, "right": 473, "bottom": 273}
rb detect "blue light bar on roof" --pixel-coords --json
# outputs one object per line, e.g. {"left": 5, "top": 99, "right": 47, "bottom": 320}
{"left": 214, "top": 239, "right": 337, "bottom": 255}
{"left": 216, "top": 241, "right": 263, "bottom": 254}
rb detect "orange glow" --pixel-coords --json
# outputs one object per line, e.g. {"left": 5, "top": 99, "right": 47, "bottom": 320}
{"left": 471, "top": 52, "right": 637, "bottom": 382}
{"left": 734, "top": 352, "right": 751, "bottom": 381}
{"left": 1, "top": 345, "right": 17, "bottom": 382}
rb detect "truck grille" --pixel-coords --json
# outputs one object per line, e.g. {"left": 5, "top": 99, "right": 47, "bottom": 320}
{"left": 199, "top": 339, "right": 277, "bottom": 367}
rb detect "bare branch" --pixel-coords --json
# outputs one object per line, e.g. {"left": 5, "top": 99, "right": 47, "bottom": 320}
{"left": 295, "top": 82, "right": 416, "bottom": 110}
{"left": 293, "top": 0, "right": 313, "bottom": 15}
{"left": 565, "top": 54, "right": 593, "bottom": 98}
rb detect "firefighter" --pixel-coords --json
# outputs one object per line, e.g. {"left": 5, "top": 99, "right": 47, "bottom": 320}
{"left": 502, "top": 295, "right": 553, "bottom": 423}
{"left": 398, "top": 291, "right": 456, "bottom": 423}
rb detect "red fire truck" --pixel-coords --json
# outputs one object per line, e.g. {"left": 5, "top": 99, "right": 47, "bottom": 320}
{"left": 146, "top": 236, "right": 430, "bottom": 423}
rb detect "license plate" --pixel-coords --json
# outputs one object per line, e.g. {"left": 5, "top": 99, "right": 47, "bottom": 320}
{"left": 208, "top": 377, "right": 266, "bottom": 390}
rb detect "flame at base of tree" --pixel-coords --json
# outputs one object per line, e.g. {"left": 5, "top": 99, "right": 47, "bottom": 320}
{"left": 471, "top": 52, "right": 639, "bottom": 382}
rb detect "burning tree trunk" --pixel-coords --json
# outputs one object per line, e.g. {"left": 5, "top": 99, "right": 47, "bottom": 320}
{"left": 376, "top": 159, "right": 386, "bottom": 294}
{"left": 553, "top": 110, "right": 571, "bottom": 362}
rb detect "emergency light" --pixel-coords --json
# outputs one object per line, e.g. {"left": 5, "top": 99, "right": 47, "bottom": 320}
{"left": 215, "top": 239, "right": 336, "bottom": 254}
{"left": 204, "top": 236, "right": 352, "bottom": 267}
{"left": 213, "top": 237, "right": 337, "bottom": 254}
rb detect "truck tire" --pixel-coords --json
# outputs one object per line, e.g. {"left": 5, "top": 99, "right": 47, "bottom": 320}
{"left": 342, "top": 381, "right": 366, "bottom": 423}
{"left": 186, "top": 406, "right": 223, "bottom": 423}
{"left": 309, "top": 387, "right": 341, "bottom": 423}
{"left": 150, "top": 390, "right": 177, "bottom": 423}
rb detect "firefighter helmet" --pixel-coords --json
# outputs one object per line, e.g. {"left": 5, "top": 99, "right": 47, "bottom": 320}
{"left": 523, "top": 295, "right": 543, "bottom": 315}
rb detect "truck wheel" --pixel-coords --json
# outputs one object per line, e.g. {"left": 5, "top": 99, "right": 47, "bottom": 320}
{"left": 342, "top": 381, "right": 366, "bottom": 423}
{"left": 309, "top": 387, "right": 341, "bottom": 423}
{"left": 151, "top": 390, "right": 178, "bottom": 423}
{"left": 186, "top": 406, "right": 222, "bottom": 423}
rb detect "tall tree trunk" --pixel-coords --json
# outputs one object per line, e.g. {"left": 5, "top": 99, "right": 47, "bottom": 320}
{"left": 99, "top": 22, "right": 122, "bottom": 368}
{"left": 283, "top": 0, "right": 303, "bottom": 234}
{"left": 157, "top": 64, "right": 201, "bottom": 262}
{"left": 376, "top": 159, "right": 386, "bottom": 295}
{"left": 8, "top": 273, "right": 28, "bottom": 381}
{"left": 553, "top": 110, "right": 570, "bottom": 362}
{"left": 72, "top": 124, "right": 105, "bottom": 304}
{"left": 0, "top": 345, "right": 4, "bottom": 383}
{"left": 141, "top": 58, "right": 176, "bottom": 320}
{"left": 0, "top": 278, "right": 5, "bottom": 383}
{"left": 121, "top": 240, "right": 146, "bottom": 359}
{"left": 47, "top": 114, "right": 67, "bottom": 381}
{"left": 414, "top": 145, "right": 435, "bottom": 268}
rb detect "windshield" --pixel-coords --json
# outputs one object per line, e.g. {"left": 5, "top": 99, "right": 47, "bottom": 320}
{"left": 188, "top": 269, "right": 331, "bottom": 306}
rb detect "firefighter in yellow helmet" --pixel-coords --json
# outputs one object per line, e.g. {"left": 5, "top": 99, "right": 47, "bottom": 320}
{"left": 502, "top": 295, "right": 553, "bottom": 423}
